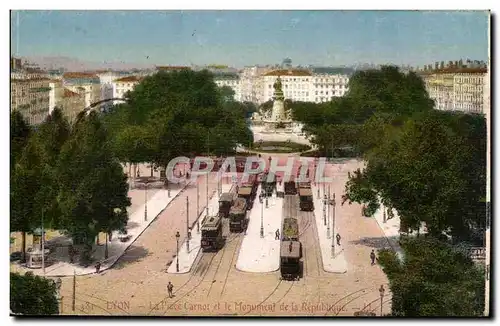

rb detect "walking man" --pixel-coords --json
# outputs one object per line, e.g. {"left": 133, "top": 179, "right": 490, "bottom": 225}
{"left": 95, "top": 261, "right": 101, "bottom": 274}
{"left": 167, "top": 281, "right": 174, "bottom": 298}
{"left": 275, "top": 229, "right": 280, "bottom": 240}
{"left": 336, "top": 233, "right": 341, "bottom": 246}
{"left": 370, "top": 250, "right": 376, "bottom": 265}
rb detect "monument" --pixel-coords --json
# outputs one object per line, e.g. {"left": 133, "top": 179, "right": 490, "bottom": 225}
{"left": 262, "top": 76, "right": 292, "bottom": 131}
{"left": 248, "top": 75, "right": 311, "bottom": 147}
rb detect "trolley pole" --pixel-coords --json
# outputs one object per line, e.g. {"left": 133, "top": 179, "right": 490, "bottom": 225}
{"left": 72, "top": 270, "right": 76, "bottom": 311}
{"left": 186, "top": 197, "right": 190, "bottom": 252}
{"left": 41, "top": 209, "right": 45, "bottom": 276}
{"left": 144, "top": 182, "right": 148, "bottom": 221}
{"left": 260, "top": 195, "right": 264, "bottom": 238}
{"left": 197, "top": 180, "right": 200, "bottom": 233}
{"left": 327, "top": 187, "right": 331, "bottom": 238}
{"left": 206, "top": 172, "right": 209, "bottom": 218}
{"left": 332, "top": 193, "right": 336, "bottom": 256}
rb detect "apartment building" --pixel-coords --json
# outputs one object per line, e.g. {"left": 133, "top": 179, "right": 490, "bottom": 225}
{"left": 112, "top": 76, "right": 143, "bottom": 105}
{"left": 63, "top": 72, "right": 101, "bottom": 109}
{"left": 262, "top": 69, "right": 313, "bottom": 103}
{"left": 240, "top": 66, "right": 274, "bottom": 103}
{"left": 419, "top": 60, "right": 488, "bottom": 114}
{"left": 310, "top": 67, "right": 353, "bottom": 103}
{"left": 11, "top": 78, "right": 51, "bottom": 125}
{"left": 59, "top": 88, "right": 86, "bottom": 123}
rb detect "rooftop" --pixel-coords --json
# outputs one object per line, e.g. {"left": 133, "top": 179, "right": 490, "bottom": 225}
{"left": 63, "top": 72, "right": 99, "bottom": 79}
{"left": 264, "top": 69, "right": 312, "bottom": 77}
{"left": 114, "top": 76, "right": 143, "bottom": 83}
{"left": 419, "top": 67, "right": 488, "bottom": 75}
{"left": 280, "top": 241, "right": 301, "bottom": 258}
{"left": 311, "top": 67, "right": 355, "bottom": 76}
{"left": 201, "top": 215, "right": 222, "bottom": 230}
{"left": 230, "top": 198, "right": 247, "bottom": 214}
{"left": 156, "top": 66, "right": 191, "bottom": 71}
{"left": 63, "top": 88, "right": 81, "bottom": 98}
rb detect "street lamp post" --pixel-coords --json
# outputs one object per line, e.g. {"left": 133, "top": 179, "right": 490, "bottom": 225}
{"left": 186, "top": 197, "right": 190, "bottom": 252}
{"left": 383, "top": 206, "right": 387, "bottom": 223}
{"left": 196, "top": 180, "right": 200, "bottom": 233}
{"left": 175, "top": 231, "right": 180, "bottom": 272}
{"left": 144, "top": 182, "right": 148, "bottom": 221}
{"left": 260, "top": 194, "right": 264, "bottom": 238}
{"left": 323, "top": 194, "right": 327, "bottom": 226}
{"left": 327, "top": 187, "right": 331, "bottom": 238}
{"left": 379, "top": 285, "right": 385, "bottom": 316}
{"left": 41, "top": 209, "right": 45, "bottom": 276}
{"left": 332, "top": 193, "right": 336, "bottom": 256}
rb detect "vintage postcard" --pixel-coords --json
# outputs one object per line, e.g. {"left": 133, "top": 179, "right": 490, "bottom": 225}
{"left": 9, "top": 10, "right": 490, "bottom": 317}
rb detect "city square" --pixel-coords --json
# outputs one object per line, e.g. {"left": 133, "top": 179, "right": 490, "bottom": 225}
{"left": 9, "top": 10, "right": 490, "bottom": 318}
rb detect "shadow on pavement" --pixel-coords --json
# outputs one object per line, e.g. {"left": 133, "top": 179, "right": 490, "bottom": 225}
{"left": 112, "top": 245, "right": 150, "bottom": 270}
{"left": 349, "top": 236, "right": 399, "bottom": 250}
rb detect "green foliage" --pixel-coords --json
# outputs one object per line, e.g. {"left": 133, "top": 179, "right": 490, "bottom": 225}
{"left": 104, "top": 69, "right": 253, "bottom": 167}
{"left": 344, "top": 110, "right": 486, "bottom": 241}
{"left": 56, "top": 112, "right": 130, "bottom": 264}
{"left": 218, "top": 85, "right": 236, "bottom": 102}
{"left": 10, "top": 110, "right": 31, "bottom": 169}
{"left": 10, "top": 272, "right": 59, "bottom": 315}
{"left": 378, "top": 238, "right": 485, "bottom": 316}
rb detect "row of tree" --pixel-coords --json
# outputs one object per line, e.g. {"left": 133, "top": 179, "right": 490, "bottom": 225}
{"left": 102, "top": 69, "right": 254, "bottom": 175}
{"left": 288, "top": 66, "right": 487, "bottom": 316}
{"left": 11, "top": 108, "right": 131, "bottom": 265}
{"left": 11, "top": 69, "right": 255, "bottom": 267}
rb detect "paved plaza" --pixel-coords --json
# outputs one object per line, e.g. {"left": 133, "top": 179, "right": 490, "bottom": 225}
{"left": 20, "top": 157, "right": 394, "bottom": 316}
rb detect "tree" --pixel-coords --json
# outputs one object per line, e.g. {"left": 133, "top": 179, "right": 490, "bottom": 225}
{"left": 378, "top": 238, "right": 484, "bottom": 316}
{"left": 57, "top": 112, "right": 131, "bottom": 265}
{"left": 10, "top": 272, "right": 59, "bottom": 315}
{"left": 343, "top": 110, "right": 486, "bottom": 241}
{"left": 10, "top": 110, "right": 31, "bottom": 169}
{"left": 218, "top": 85, "right": 236, "bottom": 102}
{"left": 104, "top": 69, "right": 253, "bottom": 169}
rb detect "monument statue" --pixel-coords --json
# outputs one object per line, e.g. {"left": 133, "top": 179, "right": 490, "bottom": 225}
{"left": 270, "top": 76, "right": 287, "bottom": 123}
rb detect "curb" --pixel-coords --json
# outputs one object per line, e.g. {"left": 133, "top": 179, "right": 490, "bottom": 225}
{"left": 49, "top": 182, "right": 192, "bottom": 278}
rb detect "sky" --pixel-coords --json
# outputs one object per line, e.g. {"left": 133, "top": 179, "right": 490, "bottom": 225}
{"left": 10, "top": 10, "right": 490, "bottom": 67}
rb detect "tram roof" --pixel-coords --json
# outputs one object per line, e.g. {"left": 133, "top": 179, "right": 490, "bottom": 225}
{"left": 201, "top": 215, "right": 222, "bottom": 230}
{"left": 299, "top": 188, "right": 313, "bottom": 196}
{"left": 280, "top": 241, "right": 301, "bottom": 258}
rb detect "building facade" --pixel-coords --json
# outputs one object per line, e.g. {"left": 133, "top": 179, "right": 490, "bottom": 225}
{"left": 419, "top": 60, "right": 488, "bottom": 114}
{"left": 262, "top": 69, "right": 313, "bottom": 103}
{"left": 11, "top": 78, "right": 51, "bottom": 125}
{"left": 112, "top": 76, "right": 143, "bottom": 105}
{"left": 59, "top": 88, "right": 86, "bottom": 123}
{"left": 63, "top": 72, "right": 101, "bottom": 109}
{"left": 311, "top": 68, "right": 352, "bottom": 103}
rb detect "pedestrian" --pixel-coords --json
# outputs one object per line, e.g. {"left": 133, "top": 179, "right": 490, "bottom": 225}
{"left": 275, "top": 229, "right": 280, "bottom": 240}
{"left": 167, "top": 281, "right": 174, "bottom": 298}
{"left": 95, "top": 261, "right": 101, "bottom": 274}
{"left": 336, "top": 233, "right": 341, "bottom": 246}
{"left": 370, "top": 250, "right": 376, "bottom": 265}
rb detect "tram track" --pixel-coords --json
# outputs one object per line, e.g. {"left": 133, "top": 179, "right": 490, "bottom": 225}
{"left": 241, "top": 279, "right": 296, "bottom": 316}
{"left": 147, "top": 250, "right": 220, "bottom": 315}
{"left": 206, "top": 233, "right": 240, "bottom": 298}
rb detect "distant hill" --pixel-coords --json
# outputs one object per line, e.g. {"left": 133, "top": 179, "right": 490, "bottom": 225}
{"left": 20, "top": 56, "right": 155, "bottom": 72}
